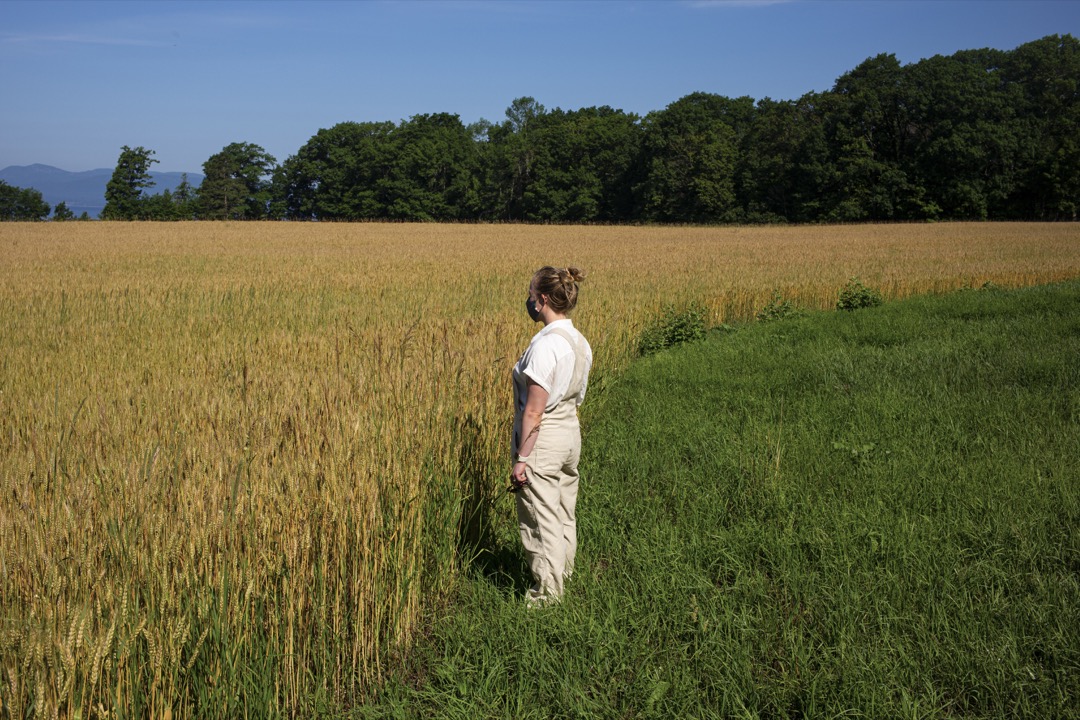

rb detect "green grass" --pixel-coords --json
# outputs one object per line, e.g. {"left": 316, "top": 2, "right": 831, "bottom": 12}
{"left": 366, "top": 281, "right": 1080, "bottom": 719}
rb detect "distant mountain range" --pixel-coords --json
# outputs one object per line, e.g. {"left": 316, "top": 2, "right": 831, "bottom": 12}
{"left": 0, "top": 164, "right": 203, "bottom": 218}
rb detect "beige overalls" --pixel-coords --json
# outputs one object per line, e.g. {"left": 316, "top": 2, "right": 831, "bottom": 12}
{"left": 515, "top": 327, "right": 589, "bottom": 606}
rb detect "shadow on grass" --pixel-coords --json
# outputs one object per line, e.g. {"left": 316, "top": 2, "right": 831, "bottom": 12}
{"left": 469, "top": 539, "right": 532, "bottom": 596}
{"left": 455, "top": 413, "right": 532, "bottom": 597}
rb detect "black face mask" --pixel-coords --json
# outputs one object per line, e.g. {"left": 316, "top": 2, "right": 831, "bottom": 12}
{"left": 525, "top": 297, "right": 541, "bottom": 322}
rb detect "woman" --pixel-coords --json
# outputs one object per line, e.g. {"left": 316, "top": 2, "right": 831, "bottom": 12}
{"left": 511, "top": 266, "right": 593, "bottom": 607}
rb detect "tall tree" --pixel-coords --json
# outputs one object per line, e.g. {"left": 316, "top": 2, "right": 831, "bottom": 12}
{"left": 823, "top": 54, "right": 926, "bottom": 221}
{"left": 172, "top": 173, "right": 199, "bottom": 220}
{"left": 101, "top": 145, "right": 158, "bottom": 220}
{"left": 739, "top": 95, "right": 832, "bottom": 223}
{"left": 902, "top": 49, "right": 1021, "bottom": 220}
{"left": 273, "top": 122, "right": 396, "bottom": 220}
{"left": 199, "top": 143, "right": 276, "bottom": 220}
{"left": 1003, "top": 34, "right": 1080, "bottom": 219}
{"left": 514, "top": 106, "right": 643, "bottom": 222}
{"left": 483, "top": 97, "right": 547, "bottom": 220}
{"left": 383, "top": 113, "right": 480, "bottom": 220}
{"left": 637, "top": 93, "right": 743, "bottom": 223}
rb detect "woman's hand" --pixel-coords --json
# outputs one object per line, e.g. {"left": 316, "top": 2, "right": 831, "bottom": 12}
{"left": 511, "top": 460, "right": 529, "bottom": 486}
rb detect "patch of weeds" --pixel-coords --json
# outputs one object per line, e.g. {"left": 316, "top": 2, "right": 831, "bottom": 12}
{"left": 756, "top": 291, "right": 800, "bottom": 323}
{"left": 836, "top": 277, "right": 884, "bottom": 311}
{"left": 638, "top": 303, "right": 707, "bottom": 356}
{"left": 832, "top": 440, "right": 889, "bottom": 469}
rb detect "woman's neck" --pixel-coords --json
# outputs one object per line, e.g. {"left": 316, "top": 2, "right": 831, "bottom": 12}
{"left": 540, "top": 311, "right": 568, "bottom": 327}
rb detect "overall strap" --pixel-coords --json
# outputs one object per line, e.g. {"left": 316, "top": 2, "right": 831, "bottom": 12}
{"left": 546, "top": 327, "right": 586, "bottom": 401}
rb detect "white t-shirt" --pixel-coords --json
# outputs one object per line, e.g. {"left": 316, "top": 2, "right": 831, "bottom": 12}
{"left": 513, "top": 319, "right": 593, "bottom": 413}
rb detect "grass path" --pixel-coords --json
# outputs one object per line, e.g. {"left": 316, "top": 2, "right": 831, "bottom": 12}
{"left": 368, "top": 281, "right": 1080, "bottom": 719}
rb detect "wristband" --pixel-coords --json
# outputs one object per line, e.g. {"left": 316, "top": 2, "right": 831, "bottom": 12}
{"left": 515, "top": 455, "right": 529, "bottom": 463}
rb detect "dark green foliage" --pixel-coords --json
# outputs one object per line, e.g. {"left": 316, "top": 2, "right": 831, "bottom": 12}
{"left": 132, "top": 173, "right": 200, "bottom": 221}
{"left": 637, "top": 303, "right": 707, "bottom": 356}
{"left": 273, "top": 121, "right": 397, "bottom": 220}
{"left": 1003, "top": 35, "right": 1080, "bottom": 219}
{"left": 0, "top": 180, "right": 50, "bottom": 220}
{"left": 383, "top": 113, "right": 480, "bottom": 221}
{"left": 101, "top": 145, "right": 158, "bottom": 220}
{"left": 52, "top": 201, "right": 75, "bottom": 221}
{"left": 192, "top": 34, "right": 1080, "bottom": 222}
{"left": 836, "top": 277, "right": 884, "bottom": 311}
{"left": 737, "top": 95, "right": 832, "bottom": 223}
{"left": 170, "top": 174, "right": 199, "bottom": 220}
{"left": 517, "top": 105, "right": 644, "bottom": 222}
{"left": 477, "top": 97, "right": 546, "bottom": 220}
{"left": 756, "top": 290, "right": 800, "bottom": 322}
{"left": 199, "top": 143, "right": 276, "bottom": 220}
{"left": 636, "top": 93, "right": 749, "bottom": 223}
{"left": 105, "top": 33, "right": 1080, "bottom": 223}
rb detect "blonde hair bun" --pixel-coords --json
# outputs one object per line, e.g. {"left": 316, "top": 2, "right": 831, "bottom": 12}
{"left": 532, "top": 265, "right": 585, "bottom": 314}
{"left": 565, "top": 266, "right": 586, "bottom": 284}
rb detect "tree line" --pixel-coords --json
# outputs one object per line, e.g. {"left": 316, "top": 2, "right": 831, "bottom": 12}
{"left": 8, "top": 34, "right": 1077, "bottom": 223}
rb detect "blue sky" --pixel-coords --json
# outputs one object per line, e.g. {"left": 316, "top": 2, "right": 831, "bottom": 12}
{"left": 2, "top": 0, "right": 1078, "bottom": 173}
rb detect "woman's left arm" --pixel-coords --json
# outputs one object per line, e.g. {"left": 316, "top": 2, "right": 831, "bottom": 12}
{"left": 512, "top": 380, "right": 548, "bottom": 484}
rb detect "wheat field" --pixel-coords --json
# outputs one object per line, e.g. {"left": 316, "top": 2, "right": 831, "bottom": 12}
{"left": 1, "top": 221, "right": 1077, "bottom": 717}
